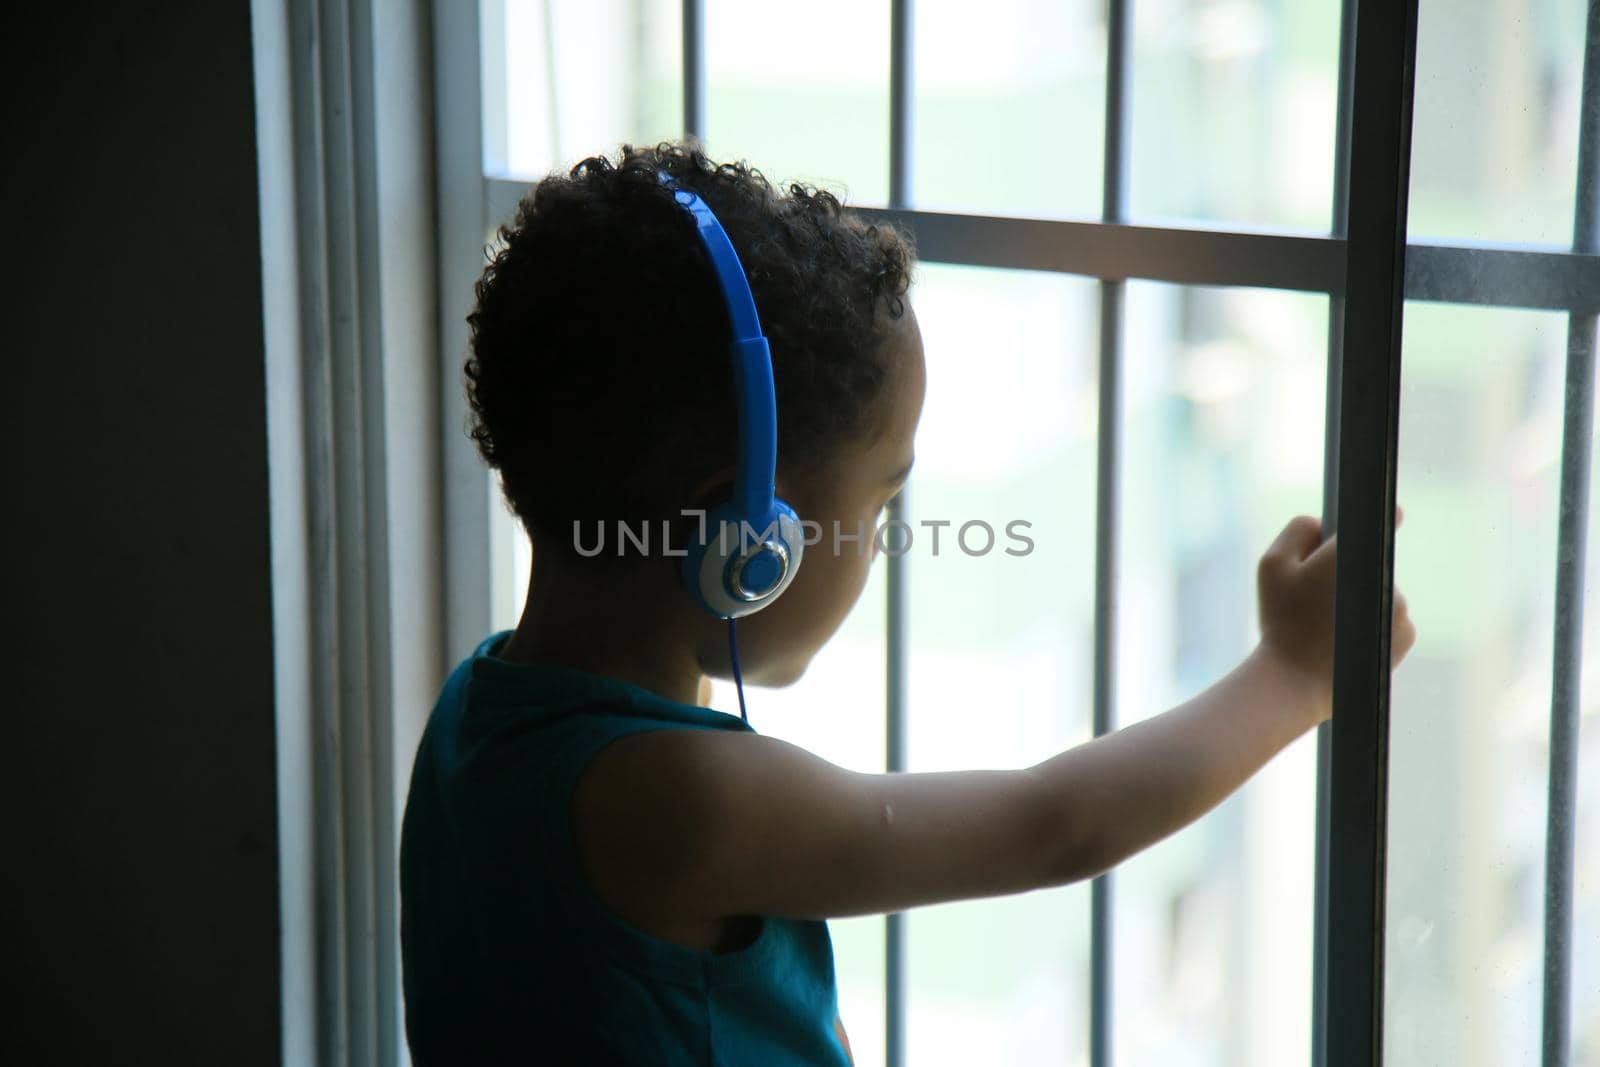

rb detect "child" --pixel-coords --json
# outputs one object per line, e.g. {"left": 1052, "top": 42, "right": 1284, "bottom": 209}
{"left": 398, "top": 139, "right": 1416, "bottom": 1065}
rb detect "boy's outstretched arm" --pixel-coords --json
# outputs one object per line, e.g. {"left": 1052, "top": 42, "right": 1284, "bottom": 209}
{"left": 573, "top": 512, "right": 1416, "bottom": 925}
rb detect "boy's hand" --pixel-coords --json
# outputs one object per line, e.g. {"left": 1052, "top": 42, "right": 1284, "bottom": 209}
{"left": 1255, "top": 506, "right": 1415, "bottom": 723}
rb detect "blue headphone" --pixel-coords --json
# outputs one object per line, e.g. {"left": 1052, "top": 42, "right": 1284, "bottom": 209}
{"left": 658, "top": 170, "right": 805, "bottom": 620}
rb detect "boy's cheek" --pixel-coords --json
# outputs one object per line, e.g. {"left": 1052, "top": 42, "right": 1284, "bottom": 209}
{"left": 760, "top": 550, "right": 864, "bottom": 664}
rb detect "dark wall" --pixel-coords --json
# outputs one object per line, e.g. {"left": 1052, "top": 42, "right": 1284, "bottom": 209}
{"left": 5, "top": 2, "right": 281, "bottom": 1063}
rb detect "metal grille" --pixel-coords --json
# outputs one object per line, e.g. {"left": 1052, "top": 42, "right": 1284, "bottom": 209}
{"left": 459, "top": 0, "right": 1600, "bottom": 1062}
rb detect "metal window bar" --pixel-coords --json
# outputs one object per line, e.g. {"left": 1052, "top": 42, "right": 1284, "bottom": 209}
{"left": 1312, "top": 0, "right": 1360, "bottom": 1060}
{"left": 1091, "top": 0, "right": 1133, "bottom": 1065}
{"left": 434, "top": 0, "right": 494, "bottom": 668}
{"left": 487, "top": 176, "right": 1600, "bottom": 307}
{"left": 885, "top": 4, "right": 914, "bottom": 1067}
{"left": 683, "top": 0, "right": 705, "bottom": 144}
{"left": 1325, "top": 2, "right": 1422, "bottom": 1066}
{"left": 1544, "top": 5, "right": 1600, "bottom": 1066}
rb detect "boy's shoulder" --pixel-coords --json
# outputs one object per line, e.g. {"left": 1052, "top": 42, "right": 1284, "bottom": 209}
{"left": 572, "top": 726, "right": 767, "bottom": 950}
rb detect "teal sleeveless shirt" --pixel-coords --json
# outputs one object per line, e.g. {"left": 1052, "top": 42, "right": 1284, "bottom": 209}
{"left": 400, "top": 631, "right": 855, "bottom": 1065}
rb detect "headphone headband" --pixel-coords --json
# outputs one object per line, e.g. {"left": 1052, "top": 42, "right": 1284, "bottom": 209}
{"left": 656, "top": 171, "right": 777, "bottom": 524}
{"left": 655, "top": 167, "right": 802, "bottom": 627}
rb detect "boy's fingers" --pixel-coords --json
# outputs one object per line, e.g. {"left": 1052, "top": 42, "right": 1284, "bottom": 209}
{"left": 1280, "top": 502, "right": 1408, "bottom": 550}
{"left": 1265, "top": 515, "right": 1324, "bottom": 567}
{"left": 1265, "top": 503, "right": 1404, "bottom": 571}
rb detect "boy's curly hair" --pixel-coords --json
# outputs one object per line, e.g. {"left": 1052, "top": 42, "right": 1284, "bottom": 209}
{"left": 464, "top": 140, "right": 917, "bottom": 561}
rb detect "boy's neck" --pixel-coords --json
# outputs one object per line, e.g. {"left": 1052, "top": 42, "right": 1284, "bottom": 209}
{"left": 498, "top": 625, "right": 705, "bottom": 707}
{"left": 497, "top": 557, "right": 707, "bottom": 707}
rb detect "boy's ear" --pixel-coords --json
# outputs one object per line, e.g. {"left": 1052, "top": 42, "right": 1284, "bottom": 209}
{"left": 773, "top": 471, "right": 803, "bottom": 507}
{"left": 682, "top": 464, "right": 806, "bottom": 515}
{"left": 665, "top": 467, "right": 735, "bottom": 566}
{"left": 685, "top": 465, "right": 738, "bottom": 512}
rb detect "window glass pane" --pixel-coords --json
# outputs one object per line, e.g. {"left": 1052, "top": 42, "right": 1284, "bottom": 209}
{"left": 903, "top": 262, "right": 1100, "bottom": 1065}
{"left": 489, "top": 475, "right": 532, "bottom": 634}
{"left": 1407, "top": 0, "right": 1587, "bottom": 245}
{"left": 911, "top": 0, "right": 1105, "bottom": 220}
{"left": 1130, "top": 0, "right": 1342, "bottom": 231}
{"left": 704, "top": 0, "right": 889, "bottom": 204}
{"left": 489, "top": 0, "right": 683, "bottom": 179}
{"left": 1386, "top": 303, "right": 1600, "bottom": 1065}
{"left": 1118, "top": 280, "right": 1329, "bottom": 1065}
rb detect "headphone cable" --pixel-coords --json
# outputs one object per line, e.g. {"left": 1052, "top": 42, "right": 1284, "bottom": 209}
{"left": 727, "top": 617, "right": 749, "bottom": 726}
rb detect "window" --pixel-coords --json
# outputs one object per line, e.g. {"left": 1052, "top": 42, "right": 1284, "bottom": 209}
{"left": 1387, "top": 300, "right": 1600, "bottom": 1066}
{"left": 424, "top": 1, "right": 1600, "bottom": 1065}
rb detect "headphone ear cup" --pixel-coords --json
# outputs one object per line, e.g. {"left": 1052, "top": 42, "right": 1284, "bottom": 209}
{"left": 680, "top": 499, "right": 737, "bottom": 617}
{"left": 680, "top": 499, "right": 805, "bottom": 619}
